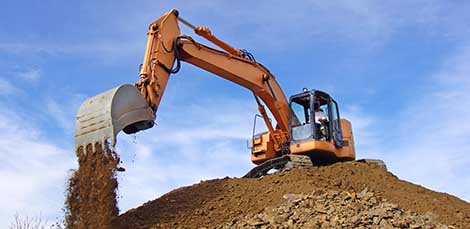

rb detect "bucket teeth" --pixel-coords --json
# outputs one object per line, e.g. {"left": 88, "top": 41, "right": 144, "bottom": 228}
{"left": 75, "top": 84, "right": 155, "bottom": 153}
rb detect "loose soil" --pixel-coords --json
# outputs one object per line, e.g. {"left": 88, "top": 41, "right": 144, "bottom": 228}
{"left": 116, "top": 162, "right": 470, "bottom": 228}
{"left": 65, "top": 143, "right": 120, "bottom": 229}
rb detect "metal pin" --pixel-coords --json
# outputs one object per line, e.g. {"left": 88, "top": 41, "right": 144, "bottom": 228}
{"left": 177, "top": 17, "right": 196, "bottom": 30}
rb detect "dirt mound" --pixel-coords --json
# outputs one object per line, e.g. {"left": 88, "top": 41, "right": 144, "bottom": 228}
{"left": 65, "top": 143, "right": 120, "bottom": 229}
{"left": 116, "top": 162, "right": 470, "bottom": 228}
{"left": 222, "top": 189, "right": 449, "bottom": 228}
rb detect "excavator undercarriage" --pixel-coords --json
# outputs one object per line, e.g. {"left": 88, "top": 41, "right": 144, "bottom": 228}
{"left": 243, "top": 155, "right": 313, "bottom": 178}
{"left": 243, "top": 155, "right": 387, "bottom": 179}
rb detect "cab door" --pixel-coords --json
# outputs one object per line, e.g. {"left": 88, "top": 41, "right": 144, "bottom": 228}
{"left": 329, "top": 99, "right": 344, "bottom": 147}
{"left": 290, "top": 93, "right": 314, "bottom": 142}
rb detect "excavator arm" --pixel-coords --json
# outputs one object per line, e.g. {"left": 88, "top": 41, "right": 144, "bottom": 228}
{"left": 75, "top": 10, "right": 291, "bottom": 154}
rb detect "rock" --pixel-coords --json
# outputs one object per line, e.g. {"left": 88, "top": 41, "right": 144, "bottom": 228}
{"left": 373, "top": 216, "right": 380, "bottom": 225}
{"left": 456, "top": 212, "right": 464, "bottom": 220}
{"left": 369, "top": 196, "right": 378, "bottom": 205}
{"left": 247, "top": 218, "right": 266, "bottom": 227}
{"left": 358, "top": 187, "right": 369, "bottom": 199}
{"left": 379, "top": 219, "right": 394, "bottom": 228}
{"left": 269, "top": 213, "right": 288, "bottom": 224}
{"left": 228, "top": 189, "right": 450, "bottom": 229}
{"left": 283, "top": 193, "right": 303, "bottom": 203}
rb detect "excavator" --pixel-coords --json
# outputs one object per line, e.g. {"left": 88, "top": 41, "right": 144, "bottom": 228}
{"left": 75, "top": 9, "right": 376, "bottom": 178}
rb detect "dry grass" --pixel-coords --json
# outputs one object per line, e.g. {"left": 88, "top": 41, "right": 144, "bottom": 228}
{"left": 10, "top": 213, "right": 48, "bottom": 229}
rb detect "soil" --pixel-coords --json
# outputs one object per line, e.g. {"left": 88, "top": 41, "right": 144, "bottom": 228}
{"left": 65, "top": 143, "right": 120, "bottom": 229}
{"left": 116, "top": 162, "right": 470, "bottom": 228}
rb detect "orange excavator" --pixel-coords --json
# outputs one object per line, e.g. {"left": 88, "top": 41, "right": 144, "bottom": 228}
{"left": 75, "top": 9, "right": 365, "bottom": 178}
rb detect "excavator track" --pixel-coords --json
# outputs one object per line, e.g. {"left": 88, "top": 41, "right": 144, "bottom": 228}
{"left": 243, "top": 156, "right": 387, "bottom": 179}
{"left": 243, "top": 155, "right": 313, "bottom": 178}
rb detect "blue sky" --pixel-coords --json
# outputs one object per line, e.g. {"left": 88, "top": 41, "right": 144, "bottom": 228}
{"left": 1, "top": 0, "right": 469, "bottom": 227}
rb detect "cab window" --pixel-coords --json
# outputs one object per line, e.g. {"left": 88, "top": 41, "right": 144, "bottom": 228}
{"left": 291, "top": 100, "right": 309, "bottom": 127}
{"left": 290, "top": 96, "right": 313, "bottom": 141}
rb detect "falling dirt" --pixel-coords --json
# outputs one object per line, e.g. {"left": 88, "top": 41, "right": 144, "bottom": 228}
{"left": 65, "top": 143, "right": 120, "bottom": 229}
{"left": 116, "top": 162, "right": 470, "bottom": 228}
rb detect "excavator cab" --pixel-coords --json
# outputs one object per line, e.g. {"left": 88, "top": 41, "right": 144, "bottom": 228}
{"left": 288, "top": 89, "right": 355, "bottom": 165}
{"left": 290, "top": 90, "right": 342, "bottom": 144}
{"left": 246, "top": 89, "right": 356, "bottom": 177}
{"left": 250, "top": 89, "right": 355, "bottom": 165}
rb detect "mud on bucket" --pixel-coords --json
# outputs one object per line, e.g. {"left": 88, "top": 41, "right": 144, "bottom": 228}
{"left": 75, "top": 84, "right": 155, "bottom": 151}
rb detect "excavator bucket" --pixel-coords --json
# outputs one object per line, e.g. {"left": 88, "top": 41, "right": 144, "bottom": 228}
{"left": 75, "top": 84, "right": 155, "bottom": 151}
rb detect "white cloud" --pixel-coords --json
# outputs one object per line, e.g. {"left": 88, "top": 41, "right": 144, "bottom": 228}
{"left": 18, "top": 68, "right": 41, "bottom": 82}
{"left": 153, "top": 99, "right": 258, "bottom": 144}
{"left": 45, "top": 98, "right": 75, "bottom": 131}
{"left": 45, "top": 98, "right": 73, "bottom": 130}
{"left": 0, "top": 110, "right": 75, "bottom": 228}
{"left": 1, "top": 1, "right": 466, "bottom": 66}
{"left": 384, "top": 44, "right": 470, "bottom": 201}
{"left": 0, "top": 40, "right": 144, "bottom": 64}
{"left": 43, "top": 94, "right": 87, "bottom": 131}
{"left": 0, "top": 78, "right": 20, "bottom": 95}
{"left": 149, "top": 1, "right": 447, "bottom": 51}
{"left": 342, "top": 105, "right": 383, "bottom": 159}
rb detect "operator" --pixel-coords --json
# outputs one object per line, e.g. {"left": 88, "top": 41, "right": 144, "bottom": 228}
{"left": 314, "top": 108, "right": 327, "bottom": 140}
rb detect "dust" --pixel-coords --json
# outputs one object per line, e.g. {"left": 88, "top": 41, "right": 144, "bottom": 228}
{"left": 65, "top": 142, "right": 120, "bottom": 229}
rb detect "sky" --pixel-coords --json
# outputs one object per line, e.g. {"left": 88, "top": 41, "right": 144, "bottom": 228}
{"left": 1, "top": 0, "right": 470, "bottom": 227}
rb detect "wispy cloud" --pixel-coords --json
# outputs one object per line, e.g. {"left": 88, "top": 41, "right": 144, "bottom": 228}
{"left": 2, "top": 1, "right": 465, "bottom": 66}
{"left": 334, "top": 41, "right": 470, "bottom": 202}
{"left": 342, "top": 105, "right": 383, "bottom": 159}
{"left": 383, "top": 43, "right": 470, "bottom": 201}
{"left": 0, "top": 78, "right": 20, "bottom": 95}
{"left": 146, "top": 1, "right": 443, "bottom": 51}
{"left": 45, "top": 98, "right": 74, "bottom": 131}
{"left": 0, "top": 41, "right": 144, "bottom": 63}
{"left": 17, "top": 68, "right": 41, "bottom": 82}
{"left": 44, "top": 94, "right": 86, "bottom": 132}
{"left": 0, "top": 110, "right": 75, "bottom": 226}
